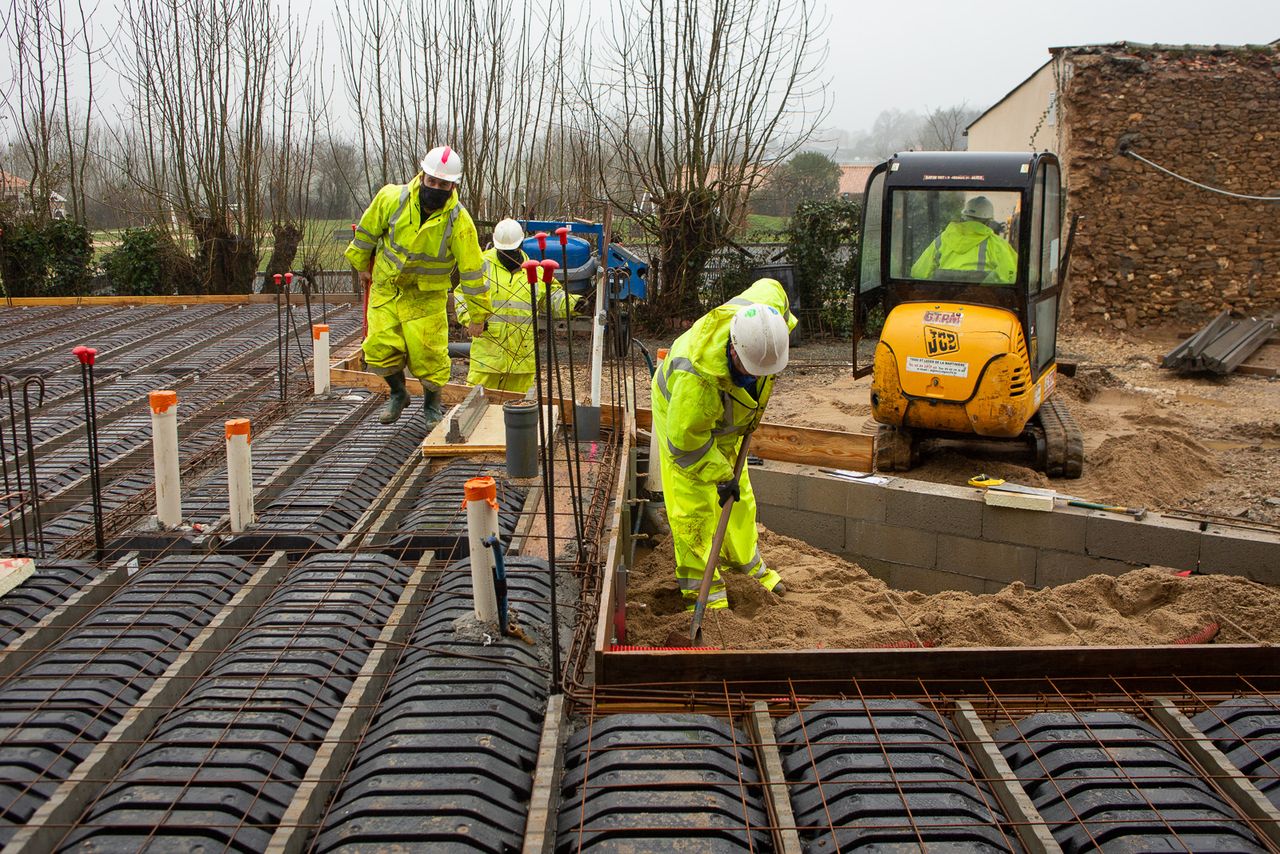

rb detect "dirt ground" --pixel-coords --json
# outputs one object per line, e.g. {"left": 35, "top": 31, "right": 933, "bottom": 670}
{"left": 611, "top": 324, "right": 1280, "bottom": 649}
{"left": 624, "top": 526, "right": 1280, "bottom": 650}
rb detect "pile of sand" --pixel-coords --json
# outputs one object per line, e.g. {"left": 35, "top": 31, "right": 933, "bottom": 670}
{"left": 624, "top": 526, "right": 1280, "bottom": 650}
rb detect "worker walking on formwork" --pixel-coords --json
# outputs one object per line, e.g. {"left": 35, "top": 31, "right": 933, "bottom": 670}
{"left": 652, "top": 278, "right": 796, "bottom": 611}
{"left": 346, "top": 145, "right": 492, "bottom": 428}
{"left": 454, "top": 218, "right": 579, "bottom": 393}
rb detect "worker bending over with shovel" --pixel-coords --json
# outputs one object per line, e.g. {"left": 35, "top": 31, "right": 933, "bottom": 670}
{"left": 652, "top": 278, "right": 796, "bottom": 612}
{"left": 454, "top": 218, "right": 578, "bottom": 393}
{"left": 346, "top": 145, "right": 491, "bottom": 428}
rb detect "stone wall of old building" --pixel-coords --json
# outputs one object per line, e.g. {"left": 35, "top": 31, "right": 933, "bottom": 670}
{"left": 1061, "top": 45, "right": 1279, "bottom": 329}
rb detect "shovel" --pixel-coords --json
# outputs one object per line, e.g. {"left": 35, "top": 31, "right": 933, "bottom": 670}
{"left": 687, "top": 432, "right": 754, "bottom": 645}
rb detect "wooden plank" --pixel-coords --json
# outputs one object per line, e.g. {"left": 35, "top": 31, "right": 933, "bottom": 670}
{"left": 593, "top": 418, "right": 632, "bottom": 658}
{"left": 953, "top": 701, "right": 1063, "bottom": 854}
{"left": 599, "top": 645, "right": 1280, "bottom": 695}
{"left": 7, "top": 553, "right": 291, "bottom": 854}
{"left": 267, "top": 558, "right": 434, "bottom": 854}
{"left": 521, "top": 694, "right": 568, "bottom": 854}
{"left": 420, "top": 404, "right": 558, "bottom": 457}
{"left": 747, "top": 702, "right": 803, "bottom": 854}
{"left": 330, "top": 368, "right": 874, "bottom": 471}
{"left": 1149, "top": 697, "right": 1280, "bottom": 849}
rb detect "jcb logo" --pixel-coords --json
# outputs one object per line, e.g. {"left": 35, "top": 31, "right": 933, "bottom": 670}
{"left": 925, "top": 326, "right": 960, "bottom": 356}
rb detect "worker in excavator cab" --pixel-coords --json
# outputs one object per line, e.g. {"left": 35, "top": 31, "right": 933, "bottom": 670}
{"left": 651, "top": 279, "right": 796, "bottom": 611}
{"left": 910, "top": 195, "right": 1018, "bottom": 284}
{"left": 345, "top": 145, "right": 492, "bottom": 429}
{"left": 454, "top": 218, "right": 578, "bottom": 393}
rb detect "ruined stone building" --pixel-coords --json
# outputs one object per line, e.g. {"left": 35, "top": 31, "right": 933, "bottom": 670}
{"left": 967, "top": 42, "right": 1279, "bottom": 328}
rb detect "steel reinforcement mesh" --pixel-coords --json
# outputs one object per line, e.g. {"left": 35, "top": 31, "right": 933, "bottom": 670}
{"left": 0, "top": 559, "right": 103, "bottom": 649}
{"left": 313, "top": 556, "right": 555, "bottom": 852}
{"left": 56, "top": 552, "right": 414, "bottom": 853}
{"left": 0, "top": 306, "right": 175, "bottom": 373}
{"left": 0, "top": 554, "right": 255, "bottom": 846}
{"left": 564, "top": 681, "right": 1280, "bottom": 852}
{"left": 219, "top": 414, "right": 426, "bottom": 559}
{"left": 383, "top": 459, "right": 529, "bottom": 562}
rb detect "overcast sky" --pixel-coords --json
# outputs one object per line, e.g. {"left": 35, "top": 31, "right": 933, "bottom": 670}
{"left": 825, "top": 0, "right": 1278, "bottom": 130}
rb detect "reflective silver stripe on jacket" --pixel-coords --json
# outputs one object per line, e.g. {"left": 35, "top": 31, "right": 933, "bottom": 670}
{"left": 458, "top": 282, "right": 487, "bottom": 295}
{"left": 458, "top": 268, "right": 484, "bottom": 282}
{"left": 487, "top": 313, "right": 533, "bottom": 325}
{"left": 976, "top": 238, "right": 988, "bottom": 272}
{"left": 666, "top": 435, "right": 714, "bottom": 469}
{"left": 655, "top": 356, "right": 698, "bottom": 402}
{"left": 386, "top": 187, "right": 461, "bottom": 263}
{"left": 351, "top": 237, "right": 376, "bottom": 251}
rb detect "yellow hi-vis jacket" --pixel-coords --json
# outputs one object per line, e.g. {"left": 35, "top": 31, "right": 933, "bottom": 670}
{"left": 910, "top": 220, "right": 1018, "bottom": 284}
{"left": 345, "top": 175, "right": 492, "bottom": 322}
{"left": 454, "top": 248, "right": 578, "bottom": 377}
{"left": 652, "top": 278, "right": 798, "bottom": 484}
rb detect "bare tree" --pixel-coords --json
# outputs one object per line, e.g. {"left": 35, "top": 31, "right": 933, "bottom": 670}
{"left": 917, "top": 103, "right": 983, "bottom": 151}
{"left": 582, "top": 0, "right": 829, "bottom": 320}
{"left": 1, "top": 0, "right": 96, "bottom": 222}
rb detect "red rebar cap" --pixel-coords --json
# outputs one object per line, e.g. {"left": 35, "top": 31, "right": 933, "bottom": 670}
{"left": 657, "top": 348, "right": 670, "bottom": 360}
{"left": 534, "top": 231, "right": 548, "bottom": 251}
{"left": 539, "top": 259, "right": 559, "bottom": 281}
{"left": 284, "top": 272, "right": 294, "bottom": 284}
{"left": 554, "top": 226, "right": 569, "bottom": 245}
{"left": 273, "top": 273, "right": 282, "bottom": 285}
{"left": 521, "top": 259, "right": 541, "bottom": 284}
{"left": 72, "top": 345, "right": 96, "bottom": 365}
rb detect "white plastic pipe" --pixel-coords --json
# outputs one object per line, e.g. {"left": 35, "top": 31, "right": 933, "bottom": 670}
{"left": 226, "top": 418, "right": 254, "bottom": 532}
{"left": 149, "top": 390, "right": 181, "bottom": 527}
{"left": 312, "top": 323, "right": 330, "bottom": 395}
{"left": 463, "top": 476, "right": 500, "bottom": 625}
{"left": 644, "top": 349, "right": 668, "bottom": 492}
{"left": 589, "top": 269, "right": 606, "bottom": 406}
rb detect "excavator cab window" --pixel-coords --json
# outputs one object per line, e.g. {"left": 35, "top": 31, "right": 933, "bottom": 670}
{"left": 889, "top": 190, "right": 1023, "bottom": 287}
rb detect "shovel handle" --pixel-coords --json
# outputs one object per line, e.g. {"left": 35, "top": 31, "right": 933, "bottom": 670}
{"left": 690, "top": 432, "right": 753, "bottom": 641}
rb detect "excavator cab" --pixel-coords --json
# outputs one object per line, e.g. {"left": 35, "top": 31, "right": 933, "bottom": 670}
{"left": 853, "top": 151, "right": 1082, "bottom": 477}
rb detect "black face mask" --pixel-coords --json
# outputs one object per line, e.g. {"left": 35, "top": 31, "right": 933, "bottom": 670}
{"left": 420, "top": 185, "right": 451, "bottom": 215}
{"left": 497, "top": 249, "right": 524, "bottom": 272}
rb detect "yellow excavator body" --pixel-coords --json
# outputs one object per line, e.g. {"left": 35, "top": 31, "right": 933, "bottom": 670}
{"left": 871, "top": 301, "right": 1057, "bottom": 438}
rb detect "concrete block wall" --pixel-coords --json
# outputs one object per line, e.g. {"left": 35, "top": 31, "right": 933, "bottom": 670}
{"left": 751, "top": 462, "right": 1280, "bottom": 594}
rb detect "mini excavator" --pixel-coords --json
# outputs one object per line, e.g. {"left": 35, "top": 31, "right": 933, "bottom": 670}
{"left": 853, "top": 151, "right": 1083, "bottom": 477}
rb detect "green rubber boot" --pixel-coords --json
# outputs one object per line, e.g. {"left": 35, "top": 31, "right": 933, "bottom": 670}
{"left": 422, "top": 386, "right": 446, "bottom": 430}
{"left": 378, "top": 371, "right": 410, "bottom": 424}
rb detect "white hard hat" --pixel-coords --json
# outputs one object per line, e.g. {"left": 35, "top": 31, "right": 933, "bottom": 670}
{"left": 421, "top": 145, "right": 463, "bottom": 184}
{"left": 962, "top": 195, "right": 994, "bottom": 221}
{"left": 729, "top": 304, "right": 790, "bottom": 376}
{"left": 493, "top": 218, "right": 525, "bottom": 250}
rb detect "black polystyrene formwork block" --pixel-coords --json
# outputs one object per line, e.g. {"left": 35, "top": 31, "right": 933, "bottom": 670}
{"left": 996, "top": 711, "right": 1269, "bottom": 853}
{"left": 773, "top": 699, "right": 1019, "bottom": 854}
{"left": 58, "top": 552, "right": 412, "bottom": 854}
{"left": 1192, "top": 696, "right": 1280, "bottom": 809}
{"left": 219, "top": 417, "right": 425, "bottom": 559}
{"left": 556, "top": 713, "right": 770, "bottom": 854}
{"left": 0, "top": 560, "right": 101, "bottom": 648}
{"left": 383, "top": 460, "right": 528, "bottom": 561}
{"left": 0, "top": 554, "right": 254, "bottom": 848}
{"left": 313, "top": 556, "right": 553, "bottom": 854}
{"left": 409, "top": 555, "right": 555, "bottom": 646}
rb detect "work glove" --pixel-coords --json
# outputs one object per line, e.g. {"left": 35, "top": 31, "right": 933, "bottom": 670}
{"left": 716, "top": 480, "right": 741, "bottom": 507}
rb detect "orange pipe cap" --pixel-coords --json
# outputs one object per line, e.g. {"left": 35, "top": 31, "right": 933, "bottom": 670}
{"left": 225, "top": 418, "right": 251, "bottom": 441}
{"left": 463, "top": 476, "right": 497, "bottom": 502}
{"left": 312, "top": 324, "right": 330, "bottom": 339}
{"left": 657, "top": 348, "right": 670, "bottom": 360}
{"left": 149, "top": 390, "right": 178, "bottom": 414}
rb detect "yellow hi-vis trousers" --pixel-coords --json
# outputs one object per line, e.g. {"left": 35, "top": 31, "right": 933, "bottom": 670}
{"left": 362, "top": 282, "right": 451, "bottom": 390}
{"left": 659, "top": 439, "right": 781, "bottom": 610}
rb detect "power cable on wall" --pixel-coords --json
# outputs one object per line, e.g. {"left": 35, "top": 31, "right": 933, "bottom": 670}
{"left": 1122, "top": 146, "right": 1280, "bottom": 202}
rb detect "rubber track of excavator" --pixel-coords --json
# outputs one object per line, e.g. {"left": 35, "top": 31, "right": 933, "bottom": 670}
{"left": 1036, "top": 395, "right": 1085, "bottom": 478}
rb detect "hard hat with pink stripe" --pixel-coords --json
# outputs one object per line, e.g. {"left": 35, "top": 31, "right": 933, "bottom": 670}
{"left": 421, "top": 145, "right": 463, "bottom": 184}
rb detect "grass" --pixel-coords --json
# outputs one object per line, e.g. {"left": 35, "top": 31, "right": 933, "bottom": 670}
{"left": 90, "top": 218, "right": 356, "bottom": 270}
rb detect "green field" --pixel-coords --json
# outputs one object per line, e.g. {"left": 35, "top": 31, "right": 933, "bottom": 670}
{"left": 92, "top": 218, "right": 356, "bottom": 271}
